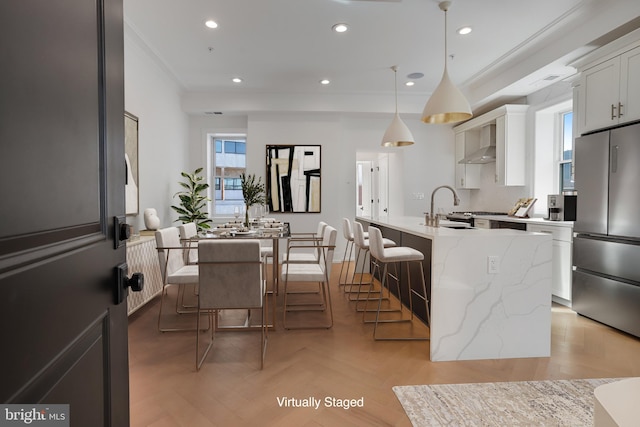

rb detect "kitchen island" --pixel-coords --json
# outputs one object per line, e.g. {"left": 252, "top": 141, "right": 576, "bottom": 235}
{"left": 357, "top": 216, "right": 552, "bottom": 362}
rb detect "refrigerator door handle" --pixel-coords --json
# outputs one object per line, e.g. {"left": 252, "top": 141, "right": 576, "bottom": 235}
{"left": 611, "top": 144, "right": 619, "bottom": 173}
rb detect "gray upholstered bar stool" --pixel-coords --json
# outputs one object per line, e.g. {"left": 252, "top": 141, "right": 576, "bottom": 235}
{"left": 350, "top": 221, "right": 396, "bottom": 308}
{"left": 366, "top": 226, "right": 430, "bottom": 341}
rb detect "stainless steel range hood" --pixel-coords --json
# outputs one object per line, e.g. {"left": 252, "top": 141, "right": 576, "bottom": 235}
{"left": 458, "top": 124, "right": 496, "bottom": 164}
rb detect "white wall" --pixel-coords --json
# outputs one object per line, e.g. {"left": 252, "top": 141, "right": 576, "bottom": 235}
{"left": 124, "top": 27, "right": 190, "bottom": 232}
{"left": 185, "top": 111, "right": 461, "bottom": 259}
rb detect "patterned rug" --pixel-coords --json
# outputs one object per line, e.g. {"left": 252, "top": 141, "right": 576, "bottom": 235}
{"left": 393, "top": 378, "right": 623, "bottom": 426}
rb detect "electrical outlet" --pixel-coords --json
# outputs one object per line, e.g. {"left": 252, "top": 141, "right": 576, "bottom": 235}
{"left": 487, "top": 256, "right": 500, "bottom": 274}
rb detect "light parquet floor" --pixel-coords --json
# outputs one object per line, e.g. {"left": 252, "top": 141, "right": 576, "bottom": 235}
{"left": 128, "top": 263, "right": 640, "bottom": 426}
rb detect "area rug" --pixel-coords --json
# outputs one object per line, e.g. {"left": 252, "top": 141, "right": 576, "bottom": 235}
{"left": 393, "top": 378, "right": 623, "bottom": 426}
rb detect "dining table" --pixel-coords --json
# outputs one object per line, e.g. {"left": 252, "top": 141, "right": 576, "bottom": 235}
{"left": 181, "top": 221, "right": 291, "bottom": 331}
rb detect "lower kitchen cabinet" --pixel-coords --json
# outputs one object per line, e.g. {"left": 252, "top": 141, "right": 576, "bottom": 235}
{"left": 527, "top": 223, "right": 573, "bottom": 304}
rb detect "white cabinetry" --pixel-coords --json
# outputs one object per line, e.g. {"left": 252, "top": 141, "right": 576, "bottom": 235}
{"left": 453, "top": 104, "right": 528, "bottom": 187}
{"left": 527, "top": 223, "right": 573, "bottom": 304}
{"left": 454, "top": 131, "right": 481, "bottom": 189}
{"left": 577, "top": 38, "right": 640, "bottom": 134}
{"left": 495, "top": 108, "right": 527, "bottom": 186}
{"left": 126, "top": 236, "right": 163, "bottom": 315}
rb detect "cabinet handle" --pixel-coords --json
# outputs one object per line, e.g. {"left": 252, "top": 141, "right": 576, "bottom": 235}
{"left": 611, "top": 103, "right": 617, "bottom": 120}
{"left": 618, "top": 102, "right": 624, "bottom": 117}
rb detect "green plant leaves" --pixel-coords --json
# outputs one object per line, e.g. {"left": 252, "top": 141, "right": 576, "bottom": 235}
{"left": 171, "top": 168, "right": 212, "bottom": 231}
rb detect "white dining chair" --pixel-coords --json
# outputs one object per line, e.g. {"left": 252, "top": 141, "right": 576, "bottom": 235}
{"left": 155, "top": 227, "right": 201, "bottom": 332}
{"left": 281, "top": 225, "right": 337, "bottom": 329}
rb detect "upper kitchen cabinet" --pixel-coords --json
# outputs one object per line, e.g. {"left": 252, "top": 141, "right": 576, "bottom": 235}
{"left": 575, "top": 31, "right": 640, "bottom": 135}
{"left": 454, "top": 131, "right": 481, "bottom": 189}
{"left": 454, "top": 104, "right": 529, "bottom": 187}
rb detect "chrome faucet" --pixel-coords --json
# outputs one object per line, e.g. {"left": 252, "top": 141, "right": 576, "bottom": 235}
{"left": 426, "top": 185, "right": 460, "bottom": 227}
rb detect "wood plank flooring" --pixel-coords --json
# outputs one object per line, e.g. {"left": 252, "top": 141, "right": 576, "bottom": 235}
{"left": 128, "top": 263, "right": 640, "bottom": 426}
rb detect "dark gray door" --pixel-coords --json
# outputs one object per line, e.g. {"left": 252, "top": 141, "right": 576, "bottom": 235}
{"left": 0, "top": 1, "right": 130, "bottom": 426}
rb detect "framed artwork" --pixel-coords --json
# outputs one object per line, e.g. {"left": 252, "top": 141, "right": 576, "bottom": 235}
{"left": 124, "top": 111, "right": 139, "bottom": 215}
{"left": 266, "top": 145, "right": 321, "bottom": 213}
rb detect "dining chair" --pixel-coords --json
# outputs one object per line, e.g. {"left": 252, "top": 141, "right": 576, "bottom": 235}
{"left": 282, "top": 221, "right": 328, "bottom": 263}
{"left": 155, "top": 227, "right": 201, "bottom": 332}
{"left": 178, "top": 222, "right": 198, "bottom": 264}
{"left": 196, "top": 239, "right": 267, "bottom": 370}
{"left": 281, "top": 225, "right": 337, "bottom": 329}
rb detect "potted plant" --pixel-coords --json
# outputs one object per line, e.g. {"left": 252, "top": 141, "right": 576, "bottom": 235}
{"left": 240, "top": 173, "right": 265, "bottom": 228}
{"left": 171, "top": 167, "right": 212, "bottom": 231}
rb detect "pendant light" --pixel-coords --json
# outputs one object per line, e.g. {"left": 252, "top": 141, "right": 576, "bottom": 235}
{"left": 421, "top": 1, "right": 472, "bottom": 124}
{"left": 382, "top": 66, "right": 415, "bottom": 147}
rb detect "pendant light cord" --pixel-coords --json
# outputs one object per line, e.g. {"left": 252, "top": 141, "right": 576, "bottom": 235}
{"left": 443, "top": 6, "right": 448, "bottom": 70}
{"left": 394, "top": 66, "right": 398, "bottom": 114}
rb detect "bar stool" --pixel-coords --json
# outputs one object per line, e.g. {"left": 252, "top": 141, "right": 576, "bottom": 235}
{"left": 338, "top": 218, "right": 369, "bottom": 293}
{"left": 366, "top": 226, "right": 430, "bottom": 341}
{"left": 350, "top": 222, "right": 396, "bottom": 308}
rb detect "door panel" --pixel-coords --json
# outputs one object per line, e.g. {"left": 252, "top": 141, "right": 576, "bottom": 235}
{"left": 574, "top": 131, "right": 610, "bottom": 235}
{"left": 0, "top": 0, "right": 129, "bottom": 425}
{"left": 609, "top": 124, "right": 640, "bottom": 239}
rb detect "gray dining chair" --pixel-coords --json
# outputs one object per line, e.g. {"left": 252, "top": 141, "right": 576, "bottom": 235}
{"left": 196, "top": 239, "right": 267, "bottom": 370}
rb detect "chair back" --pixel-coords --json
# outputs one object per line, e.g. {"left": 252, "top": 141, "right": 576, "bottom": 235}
{"left": 341, "top": 218, "right": 353, "bottom": 241}
{"left": 178, "top": 222, "right": 198, "bottom": 264}
{"left": 353, "top": 221, "right": 367, "bottom": 249}
{"left": 313, "top": 221, "right": 329, "bottom": 258}
{"left": 367, "top": 226, "right": 385, "bottom": 261}
{"left": 155, "top": 227, "right": 185, "bottom": 281}
{"left": 320, "top": 225, "right": 338, "bottom": 277}
{"left": 197, "top": 240, "right": 263, "bottom": 310}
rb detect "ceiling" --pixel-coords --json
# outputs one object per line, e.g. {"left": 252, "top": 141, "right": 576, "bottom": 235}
{"left": 123, "top": 0, "right": 640, "bottom": 115}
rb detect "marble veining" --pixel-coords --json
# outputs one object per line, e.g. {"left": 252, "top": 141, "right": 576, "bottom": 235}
{"left": 359, "top": 216, "right": 552, "bottom": 362}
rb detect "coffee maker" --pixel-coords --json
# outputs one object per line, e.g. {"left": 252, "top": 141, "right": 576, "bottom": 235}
{"left": 547, "top": 194, "right": 577, "bottom": 221}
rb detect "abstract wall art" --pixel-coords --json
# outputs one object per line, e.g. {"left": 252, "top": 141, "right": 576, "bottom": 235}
{"left": 124, "top": 111, "right": 139, "bottom": 215}
{"left": 266, "top": 145, "right": 321, "bottom": 213}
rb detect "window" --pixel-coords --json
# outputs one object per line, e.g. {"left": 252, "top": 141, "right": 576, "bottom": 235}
{"left": 224, "top": 140, "right": 246, "bottom": 154}
{"left": 209, "top": 135, "right": 247, "bottom": 216}
{"left": 223, "top": 177, "right": 242, "bottom": 190}
{"left": 559, "top": 111, "right": 574, "bottom": 193}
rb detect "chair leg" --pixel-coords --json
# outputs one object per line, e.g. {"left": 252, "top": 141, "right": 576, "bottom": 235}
{"left": 196, "top": 307, "right": 215, "bottom": 371}
{"left": 338, "top": 239, "right": 354, "bottom": 289}
{"left": 158, "top": 284, "right": 209, "bottom": 333}
{"left": 373, "top": 260, "right": 430, "bottom": 341}
{"left": 344, "top": 246, "right": 362, "bottom": 295}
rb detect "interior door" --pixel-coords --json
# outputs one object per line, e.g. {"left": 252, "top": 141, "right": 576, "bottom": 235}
{"left": 376, "top": 154, "right": 390, "bottom": 217}
{"left": 0, "top": 1, "right": 130, "bottom": 426}
{"left": 356, "top": 161, "right": 373, "bottom": 217}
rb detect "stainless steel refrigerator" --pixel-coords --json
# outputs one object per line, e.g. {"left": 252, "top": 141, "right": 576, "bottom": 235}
{"left": 573, "top": 122, "right": 640, "bottom": 338}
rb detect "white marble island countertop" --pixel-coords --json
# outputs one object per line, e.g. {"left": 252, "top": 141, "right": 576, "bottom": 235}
{"left": 357, "top": 216, "right": 553, "bottom": 362}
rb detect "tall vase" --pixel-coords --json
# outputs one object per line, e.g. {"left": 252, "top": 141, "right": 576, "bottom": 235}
{"left": 244, "top": 204, "right": 250, "bottom": 228}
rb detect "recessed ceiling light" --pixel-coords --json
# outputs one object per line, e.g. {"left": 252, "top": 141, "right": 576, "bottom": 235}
{"left": 407, "top": 72, "right": 424, "bottom": 79}
{"left": 205, "top": 20, "right": 218, "bottom": 29}
{"left": 332, "top": 23, "right": 349, "bottom": 33}
{"left": 405, "top": 81, "right": 415, "bottom": 87}
{"left": 232, "top": 77, "right": 242, "bottom": 83}
{"left": 320, "top": 79, "right": 330, "bottom": 85}
{"left": 457, "top": 26, "right": 472, "bottom": 35}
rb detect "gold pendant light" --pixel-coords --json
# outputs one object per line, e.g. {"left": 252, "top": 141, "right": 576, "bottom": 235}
{"left": 421, "top": 1, "right": 472, "bottom": 124}
{"left": 382, "top": 66, "right": 415, "bottom": 147}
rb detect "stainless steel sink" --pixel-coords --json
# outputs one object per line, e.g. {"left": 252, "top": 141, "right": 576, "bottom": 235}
{"left": 442, "top": 225, "right": 475, "bottom": 230}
